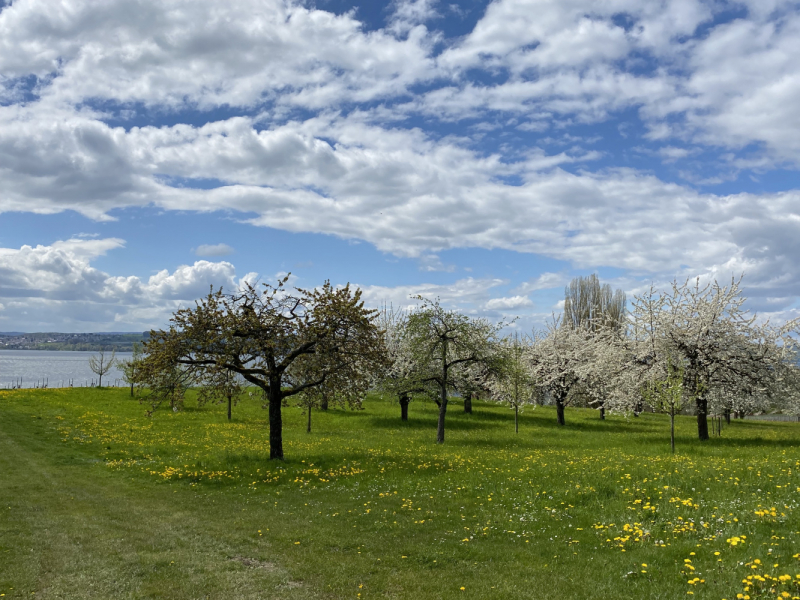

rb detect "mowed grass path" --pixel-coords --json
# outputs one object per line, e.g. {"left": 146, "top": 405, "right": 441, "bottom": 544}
{"left": 1, "top": 389, "right": 799, "bottom": 599}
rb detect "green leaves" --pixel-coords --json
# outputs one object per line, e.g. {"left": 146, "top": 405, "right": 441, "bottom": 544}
{"left": 138, "top": 278, "right": 387, "bottom": 457}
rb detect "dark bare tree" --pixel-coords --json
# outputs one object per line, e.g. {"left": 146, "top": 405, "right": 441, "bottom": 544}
{"left": 89, "top": 348, "right": 116, "bottom": 388}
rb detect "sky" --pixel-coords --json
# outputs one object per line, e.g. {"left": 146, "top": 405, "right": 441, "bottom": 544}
{"left": 1, "top": 0, "right": 800, "bottom": 332}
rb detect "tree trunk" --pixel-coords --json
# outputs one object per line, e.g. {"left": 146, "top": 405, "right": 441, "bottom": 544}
{"left": 130, "top": 382, "right": 134, "bottom": 397}
{"left": 436, "top": 390, "right": 448, "bottom": 443}
{"left": 670, "top": 410, "right": 675, "bottom": 454}
{"left": 399, "top": 392, "right": 410, "bottom": 421}
{"left": 307, "top": 406, "right": 312, "bottom": 433}
{"left": 268, "top": 378, "right": 284, "bottom": 460}
{"left": 556, "top": 397, "right": 565, "bottom": 426}
{"left": 321, "top": 391, "right": 328, "bottom": 411}
{"left": 98, "top": 374, "right": 103, "bottom": 388}
{"left": 599, "top": 405, "right": 605, "bottom": 420}
{"left": 464, "top": 393, "right": 472, "bottom": 414}
{"left": 724, "top": 408, "right": 731, "bottom": 424}
{"left": 227, "top": 394, "right": 232, "bottom": 421}
{"left": 696, "top": 395, "right": 709, "bottom": 441}
{"left": 514, "top": 404, "right": 519, "bottom": 433}
{"left": 436, "top": 340, "right": 448, "bottom": 444}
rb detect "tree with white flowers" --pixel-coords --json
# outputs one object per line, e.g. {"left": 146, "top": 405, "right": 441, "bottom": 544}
{"left": 451, "top": 361, "right": 493, "bottom": 415}
{"left": 375, "top": 304, "right": 436, "bottom": 421}
{"left": 771, "top": 363, "right": 800, "bottom": 417}
{"left": 402, "top": 297, "right": 502, "bottom": 443}
{"left": 562, "top": 275, "right": 628, "bottom": 418}
{"left": 529, "top": 319, "right": 595, "bottom": 426}
{"left": 625, "top": 277, "right": 800, "bottom": 441}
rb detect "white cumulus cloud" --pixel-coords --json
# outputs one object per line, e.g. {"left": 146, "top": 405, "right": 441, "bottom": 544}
{"left": 0, "top": 238, "right": 257, "bottom": 330}
{"left": 194, "top": 243, "right": 234, "bottom": 257}
{"left": 484, "top": 295, "right": 534, "bottom": 311}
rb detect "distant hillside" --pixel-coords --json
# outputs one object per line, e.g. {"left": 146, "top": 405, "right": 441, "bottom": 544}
{"left": 0, "top": 332, "right": 150, "bottom": 352}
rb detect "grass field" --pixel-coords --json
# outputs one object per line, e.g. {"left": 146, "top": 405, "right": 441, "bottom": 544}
{"left": 1, "top": 388, "right": 799, "bottom": 599}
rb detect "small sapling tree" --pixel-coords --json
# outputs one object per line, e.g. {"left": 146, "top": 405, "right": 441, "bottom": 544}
{"left": 89, "top": 348, "right": 116, "bottom": 388}
{"left": 295, "top": 388, "right": 323, "bottom": 433}
{"left": 197, "top": 368, "right": 243, "bottom": 421}
{"left": 488, "top": 333, "right": 538, "bottom": 433}
{"left": 118, "top": 342, "right": 143, "bottom": 397}
{"left": 642, "top": 356, "right": 686, "bottom": 453}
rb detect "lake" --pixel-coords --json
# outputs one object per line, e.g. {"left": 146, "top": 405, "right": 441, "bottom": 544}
{"left": 0, "top": 350, "right": 133, "bottom": 389}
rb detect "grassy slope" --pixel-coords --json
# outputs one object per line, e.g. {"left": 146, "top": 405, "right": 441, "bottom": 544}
{"left": 0, "top": 388, "right": 799, "bottom": 600}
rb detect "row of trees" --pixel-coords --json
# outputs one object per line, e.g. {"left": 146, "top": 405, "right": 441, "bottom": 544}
{"left": 133, "top": 274, "right": 800, "bottom": 459}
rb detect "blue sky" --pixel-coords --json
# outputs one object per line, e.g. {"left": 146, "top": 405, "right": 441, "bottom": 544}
{"left": 1, "top": 0, "right": 800, "bottom": 331}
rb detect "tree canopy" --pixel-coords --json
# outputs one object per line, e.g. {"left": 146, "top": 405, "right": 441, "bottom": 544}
{"left": 401, "top": 297, "right": 502, "bottom": 443}
{"left": 139, "top": 277, "right": 387, "bottom": 459}
{"left": 619, "top": 277, "right": 800, "bottom": 440}
{"left": 487, "top": 333, "right": 540, "bottom": 433}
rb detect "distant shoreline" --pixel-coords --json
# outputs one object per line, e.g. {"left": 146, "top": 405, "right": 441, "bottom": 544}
{"left": 0, "top": 348, "right": 139, "bottom": 352}
{"left": 0, "top": 332, "right": 148, "bottom": 353}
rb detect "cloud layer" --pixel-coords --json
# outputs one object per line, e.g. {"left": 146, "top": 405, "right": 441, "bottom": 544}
{"left": 2, "top": 0, "right": 800, "bottom": 327}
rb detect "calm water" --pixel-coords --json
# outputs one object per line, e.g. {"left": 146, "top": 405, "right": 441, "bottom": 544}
{"left": 0, "top": 350, "right": 133, "bottom": 389}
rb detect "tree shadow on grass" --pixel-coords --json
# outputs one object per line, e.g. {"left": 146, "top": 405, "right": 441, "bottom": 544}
{"left": 696, "top": 435, "right": 800, "bottom": 450}
{"left": 322, "top": 407, "right": 370, "bottom": 418}
{"left": 367, "top": 415, "right": 498, "bottom": 431}
{"left": 445, "top": 434, "right": 535, "bottom": 451}
{"left": 522, "top": 412, "right": 654, "bottom": 435}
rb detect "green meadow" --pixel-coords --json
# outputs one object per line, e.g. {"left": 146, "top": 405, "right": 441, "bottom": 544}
{"left": 1, "top": 388, "right": 798, "bottom": 600}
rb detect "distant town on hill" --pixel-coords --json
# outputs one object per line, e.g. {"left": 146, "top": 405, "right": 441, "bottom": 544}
{"left": 0, "top": 332, "right": 149, "bottom": 352}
